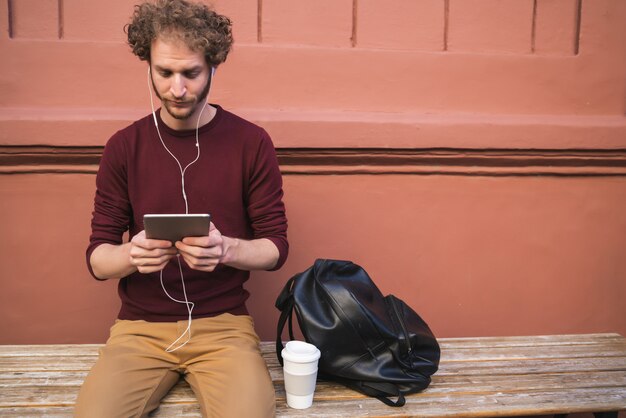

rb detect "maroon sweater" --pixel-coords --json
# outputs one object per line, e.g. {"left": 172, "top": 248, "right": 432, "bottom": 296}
{"left": 87, "top": 105, "right": 288, "bottom": 321}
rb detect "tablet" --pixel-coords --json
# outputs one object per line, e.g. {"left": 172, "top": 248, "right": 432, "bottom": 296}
{"left": 143, "top": 214, "right": 211, "bottom": 243}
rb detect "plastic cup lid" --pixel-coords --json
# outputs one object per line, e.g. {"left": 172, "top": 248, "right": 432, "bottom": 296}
{"left": 281, "top": 340, "right": 321, "bottom": 363}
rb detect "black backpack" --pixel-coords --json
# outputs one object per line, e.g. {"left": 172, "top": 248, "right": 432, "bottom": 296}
{"left": 275, "top": 259, "right": 440, "bottom": 406}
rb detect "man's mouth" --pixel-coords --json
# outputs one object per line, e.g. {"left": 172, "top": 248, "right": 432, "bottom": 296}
{"left": 167, "top": 100, "right": 192, "bottom": 107}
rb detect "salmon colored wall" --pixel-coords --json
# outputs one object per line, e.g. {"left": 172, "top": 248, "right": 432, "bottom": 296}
{"left": 1, "top": 0, "right": 625, "bottom": 343}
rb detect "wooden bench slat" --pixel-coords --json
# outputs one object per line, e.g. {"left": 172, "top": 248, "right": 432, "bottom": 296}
{"left": 2, "top": 337, "right": 624, "bottom": 361}
{"left": 438, "top": 355, "right": 626, "bottom": 375}
{"left": 441, "top": 343, "right": 626, "bottom": 361}
{"left": 3, "top": 353, "right": 624, "bottom": 377}
{"left": 2, "top": 337, "right": 624, "bottom": 374}
{"left": 0, "top": 333, "right": 623, "bottom": 356}
{"left": 3, "top": 367, "right": 622, "bottom": 392}
{"left": 2, "top": 380, "right": 624, "bottom": 417}
{"left": 3, "top": 370, "right": 625, "bottom": 407}
{"left": 272, "top": 388, "right": 626, "bottom": 418}
{"left": 4, "top": 369, "right": 626, "bottom": 392}
{"left": 436, "top": 333, "right": 625, "bottom": 348}
{"left": 0, "top": 407, "right": 75, "bottom": 418}
{"left": 0, "top": 345, "right": 102, "bottom": 357}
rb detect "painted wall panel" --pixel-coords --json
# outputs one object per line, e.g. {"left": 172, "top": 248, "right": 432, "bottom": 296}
{"left": 534, "top": 0, "right": 580, "bottom": 55}
{"left": 62, "top": 0, "right": 136, "bottom": 41}
{"left": 447, "top": 0, "right": 534, "bottom": 53}
{"left": 357, "top": 0, "right": 444, "bottom": 50}
{"left": 2, "top": 39, "right": 625, "bottom": 117}
{"left": 1, "top": 173, "right": 625, "bottom": 343}
{"left": 0, "top": 174, "right": 120, "bottom": 343}
{"left": 261, "top": 0, "right": 353, "bottom": 47}
{"left": 210, "top": 0, "right": 258, "bottom": 44}
{"left": 8, "top": 0, "right": 58, "bottom": 39}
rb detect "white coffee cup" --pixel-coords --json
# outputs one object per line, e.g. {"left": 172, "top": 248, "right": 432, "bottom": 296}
{"left": 281, "top": 340, "right": 321, "bottom": 409}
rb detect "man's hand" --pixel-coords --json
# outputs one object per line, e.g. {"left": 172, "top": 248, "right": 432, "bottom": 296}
{"left": 175, "top": 222, "right": 225, "bottom": 272}
{"left": 176, "top": 222, "right": 280, "bottom": 272}
{"left": 129, "top": 230, "right": 177, "bottom": 273}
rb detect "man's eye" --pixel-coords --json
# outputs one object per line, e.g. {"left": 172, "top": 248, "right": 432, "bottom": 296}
{"left": 185, "top": 72, "right": 200, "bottom": 79}
{"left": 159, "top": 71, "right": 171, "bottom": 77}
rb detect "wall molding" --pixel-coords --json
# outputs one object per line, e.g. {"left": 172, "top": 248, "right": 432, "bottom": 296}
{"left": 2, "top": 145, "right": 626, "bottom": 177}
{"left": 3, "top": 109, "right": 626, "bottom": 150}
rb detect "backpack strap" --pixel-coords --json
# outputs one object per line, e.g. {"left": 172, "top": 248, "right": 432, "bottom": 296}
{"left": 275, "top": 277, "right": 296, "bottom": 367}
{"left": 340, "top": 379, "right": 406, "bottom": 407}
{"left": 364, "top": 382, "right": 406, "bottom": 407}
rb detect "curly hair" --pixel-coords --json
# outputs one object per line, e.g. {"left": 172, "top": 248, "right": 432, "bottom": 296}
{"left": 125, "top": 0, "right": 233, "bottom": 67}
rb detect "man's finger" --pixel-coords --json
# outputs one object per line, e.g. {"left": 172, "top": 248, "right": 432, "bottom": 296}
{"left": 176, "top": 242, "right": 223, "bottom": 259}
{"left": 180, "top": 235, "right": 210, "bottom": 247}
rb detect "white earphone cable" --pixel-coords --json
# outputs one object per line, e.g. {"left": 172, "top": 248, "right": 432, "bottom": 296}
{"left": 160, "top": 255, "right": 194, "bottom": 352}
{"left": 147, "top": 66, "right": 212, "bottom": 213}
{"left": 147, "top": 65, "right": 213, "bottom": 352}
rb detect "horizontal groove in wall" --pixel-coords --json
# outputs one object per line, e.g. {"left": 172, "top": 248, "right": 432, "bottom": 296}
{"left": 1, "top": 146, "right": 626, "bottom": 176}
{"left": 3, "top": 110, "right": 626, "bottom": 150}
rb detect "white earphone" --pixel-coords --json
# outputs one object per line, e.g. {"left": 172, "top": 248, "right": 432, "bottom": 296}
{"left": 146, "top": 64, "right": 215, "bottom": 213}
{"left": 146, "top": 63, "right": 215, "bottom": 352}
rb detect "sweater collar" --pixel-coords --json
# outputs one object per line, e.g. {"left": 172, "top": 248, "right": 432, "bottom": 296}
{"left": 156, "top": 104, "right": 223, "bottom": 138}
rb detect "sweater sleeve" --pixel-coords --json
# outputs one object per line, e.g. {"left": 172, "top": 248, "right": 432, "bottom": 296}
{"left": 246, "top": 130, "right": 289, "bottom": 270}
{"left": 85, "top": 133, "right": 131, "bottom": 280}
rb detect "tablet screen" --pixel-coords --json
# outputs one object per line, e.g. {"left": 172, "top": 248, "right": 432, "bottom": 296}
{"left": 143, "top": 214, "right": 211, "bottom": 243}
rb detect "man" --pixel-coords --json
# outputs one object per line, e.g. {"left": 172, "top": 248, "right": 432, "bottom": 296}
{"left": 74, "top": 1, "right": 288, "bottom": 416}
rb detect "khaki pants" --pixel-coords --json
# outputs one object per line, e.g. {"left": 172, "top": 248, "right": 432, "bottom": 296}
{"left": 74, "top": 314, "right": 275, "bottom": 418}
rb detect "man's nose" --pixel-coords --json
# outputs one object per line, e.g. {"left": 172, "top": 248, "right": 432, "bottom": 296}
{"left": 170, "top": 75, "right": 187, "bottom": 98}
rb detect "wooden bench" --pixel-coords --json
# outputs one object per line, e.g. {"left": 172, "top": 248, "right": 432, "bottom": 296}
{"left": 1, "top": 333, "right": 625, "bottom": 417}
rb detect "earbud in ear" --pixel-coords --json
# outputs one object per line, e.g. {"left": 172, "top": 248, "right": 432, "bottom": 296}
{"left": 211, "top": 67, "right": 215, "bottom": 77}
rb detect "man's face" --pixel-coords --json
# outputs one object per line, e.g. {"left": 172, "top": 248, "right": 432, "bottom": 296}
{"left": 149, "top": 36, "right": 211, "bottom": 127}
